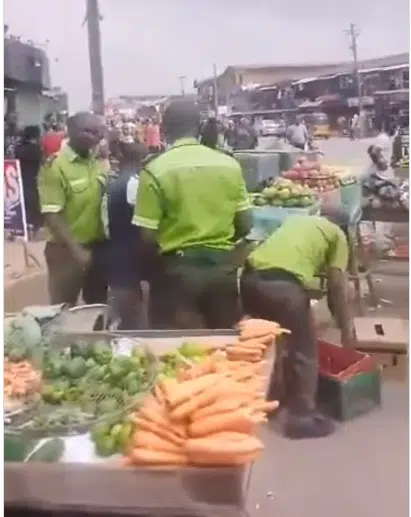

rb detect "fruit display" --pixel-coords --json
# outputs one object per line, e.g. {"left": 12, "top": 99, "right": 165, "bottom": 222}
{"left": 251, "top": 178, "right": 316, "bottom": 208}
{"left": 362, "top": 172, "right": 409, "bottom": 211}
{"left": 121, "top": 319, "right": 288, "bottom": 467}
{"left": 281, "top": 156, "right": 342, "bottom": 194}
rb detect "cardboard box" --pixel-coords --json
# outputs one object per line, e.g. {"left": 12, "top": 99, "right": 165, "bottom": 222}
{"left": 371, "top": 352, "right": 409, "bottom": 383}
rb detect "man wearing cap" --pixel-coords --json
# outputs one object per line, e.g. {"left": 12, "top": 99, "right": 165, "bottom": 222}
{"left": 132, "top": 98, "right": 252, "bottom": 329}
{"left": 241, "top": 207, "right": 353, "bottom": 439}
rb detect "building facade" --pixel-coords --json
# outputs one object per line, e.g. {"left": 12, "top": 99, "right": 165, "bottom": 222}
{"left": 4, "top": 36, "right": 52, "bottom": 126}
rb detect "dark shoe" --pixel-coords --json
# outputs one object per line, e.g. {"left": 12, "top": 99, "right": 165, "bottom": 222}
{"left": 284, "top": 412, "right": 336, "bottom": 439}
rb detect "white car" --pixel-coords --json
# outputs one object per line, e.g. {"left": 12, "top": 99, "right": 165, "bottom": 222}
{"left": 260, "top": 120, "right": 286, "bottom": 137}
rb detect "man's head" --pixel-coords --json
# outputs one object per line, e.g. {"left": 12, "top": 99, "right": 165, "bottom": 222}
{"left": 162, "top": 98, "right": 200, "bottom": 143}
{"left": 118, "top": 141, "right": 148, "bottom": 169}
{"left": 321, "top": 205, "right": 350, "bottom": 236}
{"left": 67, "top": 112, "right": 104, "bottom": 156}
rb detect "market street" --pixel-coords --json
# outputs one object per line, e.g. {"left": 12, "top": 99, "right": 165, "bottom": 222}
{"left": 259, "top": 135, "right": 376, "bottom": 171}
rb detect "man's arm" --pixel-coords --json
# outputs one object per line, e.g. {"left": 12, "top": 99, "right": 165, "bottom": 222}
{"left": 37, "top": 160, "right": 89, "bottom": 266}
{"left": 132, "top": 168, "right": 163, "bottom": 260}
{"left": 325, "top": 230, "right": 355, "bottom": 346}
{"left": 232, "top": 164, "right": 252, "bottom": 240}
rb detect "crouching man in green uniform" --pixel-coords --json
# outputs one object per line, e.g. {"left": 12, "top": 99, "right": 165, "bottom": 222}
{"left": 241, "top": 207, "right": 354, "bottom": 439}
{"left": 132, "top": 98, "right": 252, "bottom": 329}
{"left": 37, "top": 112, "right": 108, "bottom": 306}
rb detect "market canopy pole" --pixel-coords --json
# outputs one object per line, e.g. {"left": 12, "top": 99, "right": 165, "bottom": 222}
{"left": 345, "top": 22, "right": 364, "bottom": 137}
{"left": 84, "top": 0, "right": 105, "bottom": 115}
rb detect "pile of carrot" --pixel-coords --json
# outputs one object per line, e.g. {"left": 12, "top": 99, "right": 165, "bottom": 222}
{"left": 225, "top": 318, "right": 290, "bottom": 363}
{"left": 124, "top": 318, "right": 287, "bottom": 468}
{"left": 4, "top": 359, "right": 42, "bottom": 400}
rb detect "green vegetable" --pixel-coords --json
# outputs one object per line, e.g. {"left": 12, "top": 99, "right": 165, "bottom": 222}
{"left": 43, "top": 358, "right": 65, "bottom": 379}
{"left": 91, "top": 422, "right": 111, "bottom": 442}
{"left": 97, "top": 398, "right": 118, "bottom": 415}
{"left": 25, "top": 438, "right": 65, "bottom": 463}
{"left": 118, "top": 422, "right": 132, "bottom": 450}
{"left": 94, "top": 435, "right": 117, "bottom": 457}
{"left": 4, "top": 314, "right": 42, "bottom": 351}
{"left": 42, "top": 385, "right": 65, "bottom": 404}
{"left": 8, "top": 346, "right": 28, "bottom": 362}
{"left": 62, "top": 357, "right": 87, "bottom": 379}
{"left": 92, "top": 342, "right": 113, "bottom": 365}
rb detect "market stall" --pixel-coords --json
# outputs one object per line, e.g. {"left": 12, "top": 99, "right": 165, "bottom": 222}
{"left": 5, "top": 308, "right": 284, "bottom": 515}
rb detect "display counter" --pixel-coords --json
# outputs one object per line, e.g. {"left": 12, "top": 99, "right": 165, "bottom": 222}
{"left": 5, "top": 329, "right": 273, "bottom": 516}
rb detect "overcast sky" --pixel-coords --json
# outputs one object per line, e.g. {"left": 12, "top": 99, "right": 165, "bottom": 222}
{"left": 4, "top": 0, "right": 409, "bottom": 111}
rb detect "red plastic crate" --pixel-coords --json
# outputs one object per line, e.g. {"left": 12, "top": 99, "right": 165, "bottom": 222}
{"left": 318, "top": 340, "right": 376, "bottom": 381}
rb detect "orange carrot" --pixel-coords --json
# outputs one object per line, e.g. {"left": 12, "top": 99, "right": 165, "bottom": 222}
{"left": 188, "top": 409, "right": 256, "bottom": 438}
{"left": 132, "top": 416, "right": 185, "bottom": 446}
{"left": 132, "top": 430, "right": 183, "bottom": 454}
{"left": 130, "top": 448, "right": 187, "bottom": 466}
{"left": 166, "top": 374, "right": 220, "bottom": 408}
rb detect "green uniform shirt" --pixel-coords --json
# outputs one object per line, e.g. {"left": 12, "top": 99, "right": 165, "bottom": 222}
{"left": 248, "top": 215, "right": 349, "bottom": 288}
{"left": 37, "top": 145, "right": 107, "bottom": 244}
{"left": 132, "top": 137, "right": 251, "bottom": 253}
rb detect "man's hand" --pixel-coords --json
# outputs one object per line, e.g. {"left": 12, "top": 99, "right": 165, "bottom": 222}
{"left": 341, "top": 326, "right": 356, "bottom": 348}
{"left": 73, "top": 246, "right": 92, "bottom": 269}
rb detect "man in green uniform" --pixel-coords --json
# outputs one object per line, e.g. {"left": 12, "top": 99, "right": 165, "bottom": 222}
{"left": 37, "top": 112, "right": 108, "bottom": 306}
{"left": 241, "top": 207, "right": 353, "bottom": 439}
{"left": 132, "top": 98, "right": 252, "bottom": 329}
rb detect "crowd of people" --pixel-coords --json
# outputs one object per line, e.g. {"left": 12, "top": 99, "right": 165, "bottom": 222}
{"left": 32, "top": 99, "right": 355, "bottom": 441}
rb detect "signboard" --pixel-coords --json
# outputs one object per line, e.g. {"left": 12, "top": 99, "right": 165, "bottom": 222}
{"left": 4, "top": 159, "right": 28, "bottom": 240}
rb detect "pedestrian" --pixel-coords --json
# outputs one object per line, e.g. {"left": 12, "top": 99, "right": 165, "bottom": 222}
{"left": 133, "top": 98, "right": 252, "bottom": 329}
{"left": 200, "top": 116, "right": 219, "bottom": 149}
{"left": 15, "top": 126, "right": 43, "bottom": 235}
{"left": 240, "top": 207, "right": 353, "bottom": 439}
{"left": 286, "top": 117, "right": 309, "bottom": 150}
{"left": 37, "top": 112, "right": 108, "bottom": 306}
{"left": 349, "top": 113, "right": 359, "bottom": 140}
{"left": 41, "top": 121, "right": 66, "bottom": 159}
{"left": 102, "top": 141, "right": 148, "bottom": 330}
{"left": 4, "top": 111, "right": 21, "bottom": 159}
{"left": 145, "top": 119, "right": 161, "bottom": 154}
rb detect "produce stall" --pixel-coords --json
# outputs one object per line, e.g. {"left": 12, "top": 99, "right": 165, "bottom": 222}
{"left": 5, "top": 309, "right": 284, "bottom": 515}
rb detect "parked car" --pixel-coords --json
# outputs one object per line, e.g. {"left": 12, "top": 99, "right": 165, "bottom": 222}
{"left": 259, "top": 119, "right": 286, "bottom": 137}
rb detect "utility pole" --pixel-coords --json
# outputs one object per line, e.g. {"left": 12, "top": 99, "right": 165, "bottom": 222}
{"left": 85, "top": 0, "right": 105, "bottom": 115}
{"left": 212, "top": 63, "right": 219, "bottom": 116}
{"left": 345, "top": 22, "right": 363, "bottom": 136}
{"left": 177, "top": 76, "right": 186, "bottom": 96}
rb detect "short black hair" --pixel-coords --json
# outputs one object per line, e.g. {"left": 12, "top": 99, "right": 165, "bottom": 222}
{"left": 163, "top": 98, "right": 200, "bottom": 140}
{"left": 118, "top": 141, "right": 147, "bottom": 165}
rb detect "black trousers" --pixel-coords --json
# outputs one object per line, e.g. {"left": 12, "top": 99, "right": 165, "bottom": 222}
{"left": 240, "top": 267, "right": 318, "bottom": 415}
{"left": 148, "top": 253, "right": 240, "bottom": 330}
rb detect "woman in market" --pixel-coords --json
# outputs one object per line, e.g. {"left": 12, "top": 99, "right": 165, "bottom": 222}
{"left": 37, "top": 112, "right": 109, "bottom": 306}
{"left": 240, "top": 206, "right": 353, "bottom": 439}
